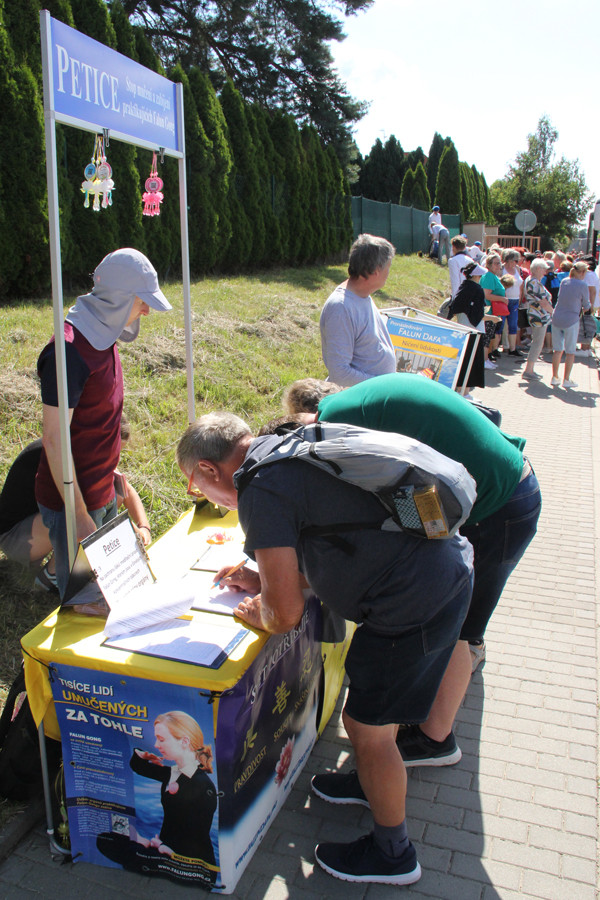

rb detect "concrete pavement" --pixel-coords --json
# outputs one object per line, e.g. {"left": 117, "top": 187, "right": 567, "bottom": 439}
{"left": 0, "top": 345, "right": 598, "bottom": 899}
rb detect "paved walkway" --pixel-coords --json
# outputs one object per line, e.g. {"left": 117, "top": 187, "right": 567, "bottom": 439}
{"left": 0, "top": 348, "right": 598, "bottom": 899}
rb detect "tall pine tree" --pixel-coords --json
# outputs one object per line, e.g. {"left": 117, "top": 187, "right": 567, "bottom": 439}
{"left": 435, "top": 143, "right": 461, "bottom": 215}
{"left": 359, "top": 136, "right": 405, "bottom": 202}
{"left": 427, "top": 132, "right": 447, "bottom": 205}
{"left": 189, "top": 68, "right": 233, "bottom": 270}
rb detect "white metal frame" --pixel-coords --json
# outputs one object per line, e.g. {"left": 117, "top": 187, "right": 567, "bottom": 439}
{"left": 38, "top": 9, "right": 195, "bottom": 857}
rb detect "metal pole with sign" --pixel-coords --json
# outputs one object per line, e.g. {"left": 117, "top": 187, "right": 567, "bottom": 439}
{"left": 40, "top": 10, "right": 193, "bottom": 570}
{"left": 39, "top": 9, "right": 193, "bottom": 855}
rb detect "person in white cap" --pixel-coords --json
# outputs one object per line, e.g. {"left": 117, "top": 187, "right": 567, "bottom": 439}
{"left": 35, "top": 248, "right": 171, "bottom": 597}
{"left": 428, "top": 205, "right": 441, "bottom": 234}
{"left": 466, "top": 241, "right": 484, "bottom": 263}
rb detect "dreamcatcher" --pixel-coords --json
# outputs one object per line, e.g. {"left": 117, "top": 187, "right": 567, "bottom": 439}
{"left": 81, "top": 134, "right": 114, "bottom": 211}
{"left": 142, "top": 152, "right": 164, "bottom": 216}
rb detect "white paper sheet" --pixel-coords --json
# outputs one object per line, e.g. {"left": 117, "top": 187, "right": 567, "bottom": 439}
{"left": 103, "top": 578, "right": 194, "bottom": 639}
{"left": 83, "top": 515, "right": 153, "bottom": 606}
{"left": 188, "top": 570, "right": 251, "bottom": 616}
{"left": 103, "top": 615, "right": 248, "bottom": 667}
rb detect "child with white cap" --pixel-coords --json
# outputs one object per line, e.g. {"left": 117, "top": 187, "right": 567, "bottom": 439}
{"left": 35, "top": 248, "right": 171, "bottom": 597}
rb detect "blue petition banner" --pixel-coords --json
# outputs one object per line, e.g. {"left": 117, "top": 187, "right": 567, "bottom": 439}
{"left": 48, "top": 15, "right": 180, "bottom": 153}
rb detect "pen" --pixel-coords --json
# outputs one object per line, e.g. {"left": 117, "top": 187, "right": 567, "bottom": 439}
{"left": 212, "top": 559, "right": 246, "bottom": 589}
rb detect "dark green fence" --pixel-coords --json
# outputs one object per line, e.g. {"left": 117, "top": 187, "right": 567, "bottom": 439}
{"left": 351, "top": 197, "right": 461, "bottom": 254}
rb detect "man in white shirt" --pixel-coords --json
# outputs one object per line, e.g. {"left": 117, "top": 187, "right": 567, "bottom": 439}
{"left": 428, "top": 205, "right": 442, "bottom": 235}
{"left": 583, "top": 258, "right": 599, "bottom": 311}
{"left": 431, "top": 222, "right": 451, "bottom": 266}
{"left": 577, "top": 257, "right": 599, "bottom": 355}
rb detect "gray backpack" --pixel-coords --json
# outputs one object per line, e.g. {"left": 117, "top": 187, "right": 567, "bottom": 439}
{"left": 236, "top": 422, "right": 476, "bottom": 539}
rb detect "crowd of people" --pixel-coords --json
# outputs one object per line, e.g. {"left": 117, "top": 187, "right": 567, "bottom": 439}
{"left": 448, "top": 236, "right": 598, "bottom": 389}
{"left": 0, "top": 230, "right": 586, "bottom": 887}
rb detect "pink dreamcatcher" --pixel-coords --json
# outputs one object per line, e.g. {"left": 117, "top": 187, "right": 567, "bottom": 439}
{"left": 143, "top": 152, "right": 164, "bottom": 216}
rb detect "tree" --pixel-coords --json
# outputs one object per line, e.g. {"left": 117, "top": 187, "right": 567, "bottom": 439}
{"left": 405, "top": 146, "right": 426, "bottom": 173}
{"left": 326, "top": 144, "right": 353, "bottom": 255}
{"left": 470, "top": 164, "right": 485, "bottom": 220}
{"left": 427, "top": 132, "right": 448, "bottom": 204}
{"left": 435, "top": 143, "right": 461, "bottom": 215}
{"left": 489, "top": 116, "right": 592, "bottom": 248}
{"left": 459, "top": 162, "right": 476, "bottom": 221}
{"left": 172, "top": 63, "right": 217, "bottom": 275}
{"left": 358, "top": 135, "right": 405, "bottom": 203}
{"left": 189, "top": 68, "right": 234, "bottom": 269}
{"left": 412, "top": 162, "right": 431, "bottom": 211}
{"left": 219, "top": 80, "right": 258, "bottom": 269}
{"left": 400, "top": 163, "right": 430, "bottom": 211}
{"left": 399, "top": 168, "right": 415, "bottom": 208}
{"left": 114, "top": 0, "right": 371, "bottom": 168}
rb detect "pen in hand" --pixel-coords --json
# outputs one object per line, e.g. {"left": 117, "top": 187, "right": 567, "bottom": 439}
{"left": 212, "top": 559, "right": 247, "bottom": 589}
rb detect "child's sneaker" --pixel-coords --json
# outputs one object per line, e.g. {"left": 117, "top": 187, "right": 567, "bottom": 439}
{"left": 34, "top": 564, "right": 59, "bottom": 595}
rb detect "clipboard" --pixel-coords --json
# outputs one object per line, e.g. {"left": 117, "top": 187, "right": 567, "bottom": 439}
{"left": 61, "top": 511, "right": 154, "bottom": 607}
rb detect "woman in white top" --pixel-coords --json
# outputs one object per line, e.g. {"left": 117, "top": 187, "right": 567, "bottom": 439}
{"left": 448, "top": 236, "right": 472, "bottom": 298}
{"left": 501, "top": 249, "right": 524, "bottom": 358}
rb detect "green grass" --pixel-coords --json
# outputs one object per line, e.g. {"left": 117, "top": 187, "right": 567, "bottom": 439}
{"left": 0, "top": 253, "right": 449, "bottom": 824}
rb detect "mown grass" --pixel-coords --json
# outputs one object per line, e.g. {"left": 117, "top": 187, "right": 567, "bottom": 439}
{"left": 0, "top": 253, "right": 449, "bottom": 824}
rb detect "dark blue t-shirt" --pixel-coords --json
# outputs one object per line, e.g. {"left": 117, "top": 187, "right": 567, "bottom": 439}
{"left": 236, "top": 439, "right": 473, "bottom": 635}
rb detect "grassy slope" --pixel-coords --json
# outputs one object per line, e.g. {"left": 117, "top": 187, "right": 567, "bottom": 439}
{"left": 0, "top": 253, "right": 448, "bottom": 825}
{"left": 0, "top": 253, "right": 449, "bottom": 707}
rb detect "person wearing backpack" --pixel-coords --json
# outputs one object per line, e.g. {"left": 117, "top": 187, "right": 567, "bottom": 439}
{"left": 177, "top": 412, "right": 474, "bottom": 887}
{"left": 282, "top": 374, "right": 541, "bottom": 760}
{"left": 447, "top": 236, "right": 472, "bottom": 299}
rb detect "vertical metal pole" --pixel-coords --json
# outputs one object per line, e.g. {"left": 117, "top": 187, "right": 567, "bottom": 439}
{"left": 176, "top": 83, "right": 195, "bottom": 424}
{"left": 40, "top": 10, "right": 77, "bottom": 568}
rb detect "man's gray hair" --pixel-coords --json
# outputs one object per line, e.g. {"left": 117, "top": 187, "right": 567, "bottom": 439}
{"left": 282, "top": 378, "right": 342, "bottom": 414}
{"left": 176, "top": 412, "right": 252, "bottom": 472}
{"left": 348, "top": 234, "right": 395, "bottom": 278}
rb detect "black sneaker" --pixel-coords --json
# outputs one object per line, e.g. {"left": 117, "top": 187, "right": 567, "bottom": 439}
{"left": 508, "top": 349, "right": 524, "bottom": 358}
{"left": 396, "top": 725, "right": 462, "bottom": 767}
{"left": 488, "top": 350, "right": 500, "bottom": 361}
{"left": 34, "top": 564, "right": 59, "bottom": 596}
{"left": 311, "top": 769, "right": 368, "bottom": 806}
{"left": 315, "top": 832, "right": 421, "bottom": 885}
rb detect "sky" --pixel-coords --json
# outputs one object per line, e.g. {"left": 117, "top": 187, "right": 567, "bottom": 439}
{"left": 330, "top": 0, "right": 599, "bottom": 222}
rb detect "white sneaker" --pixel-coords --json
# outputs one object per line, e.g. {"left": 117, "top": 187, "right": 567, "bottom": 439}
{"left": 562, "top": 379, "right": 578, "bottom": 388}
{"left": 550, "top": 376, "right": 561, "bottom": 386}
{"left": 484, "top": 360, "right": 497, "bottom": 370}
{"left": 574, "top": 349, "right": 591, "bottom": 357}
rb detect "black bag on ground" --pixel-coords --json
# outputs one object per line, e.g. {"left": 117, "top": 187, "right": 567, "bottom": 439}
{"left": 0, "top": 662, "right": 61, "bottom": 801}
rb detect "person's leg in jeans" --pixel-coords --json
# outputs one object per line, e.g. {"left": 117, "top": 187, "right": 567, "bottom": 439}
{"left": 39, "top": 496, "right": 118, "bottom": 598}
{"left": 420, "top": 471, "right": 541, "bottom": 744}
{"left": 507, "top": 301, "right": 521, "bottom": 353}
{"left": 460, "top": 470, "right": 541, "bottom": 643}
